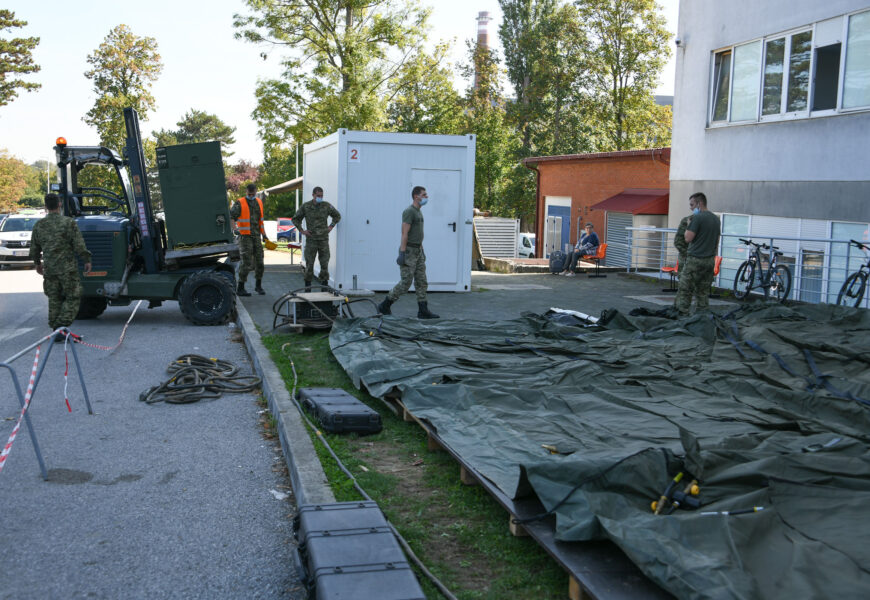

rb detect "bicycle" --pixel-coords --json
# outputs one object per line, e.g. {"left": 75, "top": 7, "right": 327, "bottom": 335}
{"left": 733, "top": 238, "right": 792, "bottom": 303}
{"left": 836, "top": 239, "right": 870, "bottom": 307}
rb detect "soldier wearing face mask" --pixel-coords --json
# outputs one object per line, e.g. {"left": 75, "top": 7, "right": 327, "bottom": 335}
{"left": 292, "top": 186, "right": 341, "bottom": 290}
{"left": 230, "top": 183, "right": 270, "bottom": 296}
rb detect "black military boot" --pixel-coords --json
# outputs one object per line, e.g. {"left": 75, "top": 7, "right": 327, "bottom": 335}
{"left": 417, "top": 301, "right": 439, "bottom": 319}
{"left": 377, "top": 297, "right": 393, "bottom": 315}
{"left": 237, "top": 281, "right": 251, "bottom": 297}
{"left": 255, "top": 279, "right": 265, "bottom": 295}
{"left": 303, "top": 280, "right": 312, "bottom": 292}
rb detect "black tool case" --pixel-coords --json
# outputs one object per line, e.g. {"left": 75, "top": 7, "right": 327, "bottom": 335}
{"left": 294, "top": 501, "right": 425, "bottom": 600}
{"left": 297, "top": 387, "right": 382, "bottom": 434}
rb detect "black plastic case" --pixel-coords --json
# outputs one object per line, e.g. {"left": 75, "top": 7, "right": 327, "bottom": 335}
{"left": 294, "top": 501, "right": 425, "bottom": 600}
{"left": 298, "top": 387, "right": 382, "bottom": 434}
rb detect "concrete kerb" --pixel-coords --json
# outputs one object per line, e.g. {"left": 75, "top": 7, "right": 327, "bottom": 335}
{"left": 235, "top": 301, "right": 336, "bottom": 506}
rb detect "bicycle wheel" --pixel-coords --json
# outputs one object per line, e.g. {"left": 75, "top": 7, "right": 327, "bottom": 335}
{"left": 836, "top": 271, "right": 868, "bottom": 307}
{"left": 765, "top": 264, "right": 792, "bottom": 303}
{"left": 733, "top": 261, "right": 754, "bottom": 300}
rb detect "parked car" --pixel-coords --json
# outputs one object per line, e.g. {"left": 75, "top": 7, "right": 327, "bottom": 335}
{"left": 518, "top": 232, "right": 536, "bottom": 258}
{"left": 277, "top": 217, "right": 298, "bottom": 244}
{"left": 0, "top": 212, "right": 45, "bottom": 268}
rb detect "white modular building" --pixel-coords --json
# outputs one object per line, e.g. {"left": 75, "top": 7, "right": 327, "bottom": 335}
{"left": 303, "top": 130, "right": 476, "bottom": 293}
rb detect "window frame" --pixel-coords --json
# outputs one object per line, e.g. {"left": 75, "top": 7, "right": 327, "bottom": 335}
{"left": 706, "top": 8, "right": 870, "bottom": 127}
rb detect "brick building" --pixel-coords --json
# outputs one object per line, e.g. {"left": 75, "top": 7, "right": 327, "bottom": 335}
{"left": 522, "top": 148, "right": 671, "bottom": 261}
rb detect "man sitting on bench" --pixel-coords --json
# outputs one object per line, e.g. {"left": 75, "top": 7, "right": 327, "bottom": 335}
{"left": 560, "top": 223, "right": 600, "bottom": 276}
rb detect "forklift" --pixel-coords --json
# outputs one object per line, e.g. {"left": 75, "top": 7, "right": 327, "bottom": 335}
{"left": 54, "top": 108, "right": 240, "bottom": 325}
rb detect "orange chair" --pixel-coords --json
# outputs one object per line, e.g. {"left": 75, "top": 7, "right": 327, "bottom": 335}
{"left": 709, "top": 256, "right": 723, "bottom": 298}
{"left": 662, "top": 259, "right": 680, "bottom": 292}
{"left": 581, "top": 243, "right": 608, "bottom": 278}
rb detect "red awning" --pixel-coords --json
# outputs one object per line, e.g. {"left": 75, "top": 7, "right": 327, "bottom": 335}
{"left": 590, "top": 188, "right": 669, "bottom": 215}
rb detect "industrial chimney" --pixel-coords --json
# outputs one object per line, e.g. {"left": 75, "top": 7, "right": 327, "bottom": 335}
{"left": 474, "top": 11, "right": 493, "bottom": 90}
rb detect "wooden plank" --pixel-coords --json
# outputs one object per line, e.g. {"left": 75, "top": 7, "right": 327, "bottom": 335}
{"left": 460, "top": 464, "right": 479, "bottom": 486}
{"left": 509, "top": 516, "right": 529, "bottom": 537}
{"left": 426, "top": 433, "right": 443, "bottom": 452}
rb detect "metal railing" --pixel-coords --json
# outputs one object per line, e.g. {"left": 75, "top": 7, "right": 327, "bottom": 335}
{"left": 613, "top": 227, "right": 870, "bottom": 308}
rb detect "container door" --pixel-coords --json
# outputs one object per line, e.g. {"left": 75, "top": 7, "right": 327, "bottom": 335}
{"left": 410, "top": 168, "right": 461, "bottom": 286}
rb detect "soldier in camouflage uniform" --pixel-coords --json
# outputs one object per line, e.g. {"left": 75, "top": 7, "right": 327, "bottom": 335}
{"left": 292, "top": 186, "right": 341, "bottom": 289}
{"left": 377, "top": 186, "right": 439, "bottom": 319}
{"left": 29, "top": 193, "right": 92, "bottom": 336}
{"left": 230, "top": 183, "right": 271, "bottom": 296}
{"left": 673, "top": 214, "right": 692, "bottom": 276}
{"left": 676, "top": 193, "right": 721, "bottom": 316}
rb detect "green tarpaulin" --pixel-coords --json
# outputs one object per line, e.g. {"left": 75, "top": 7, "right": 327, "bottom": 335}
{"left": 330, "top": 304, "right": 870, "bottom": 599}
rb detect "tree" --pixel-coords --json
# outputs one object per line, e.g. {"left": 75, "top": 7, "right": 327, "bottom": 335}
{"left": 576, "top": 0, "right": 671, "bottom": 150}
{"left": 234, "top": 0, "right": 430, "bottom": 145}
{"left": 460, "top": 43, "right": 517, "bottom": 216}
{"left": 152, "top": 109, "right": 237, "bottom": 155}
{"left": 225, "top": 160, "right": 260, "bottom": 203}
{"left": 386, "top": 43, "right": 464, "bottom": 134}
{"left": 0, "top": 10, "right": 40, "bottom": 108}
{"left": 83, "top": 24, "right": 163, "bottom": 151}
{"left": 259, "top": 145, "right": 302, "bottom": 219}
{"left": 0, "top": 149, "right": 30, "bottom": 211}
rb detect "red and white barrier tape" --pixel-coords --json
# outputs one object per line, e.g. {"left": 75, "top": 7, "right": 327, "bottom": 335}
{"left": 71, "top": 300, "right": 142, "bottom": 352}
{"left": 0, "top": 346, "right": 41, "bottom": 476}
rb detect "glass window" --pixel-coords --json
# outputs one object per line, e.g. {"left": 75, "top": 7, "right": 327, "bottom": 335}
{"left": 813, "top": 44, "right": 842, "bottom": 111}
{"left": 762, "top": 38, "right": 786, "bottom": 115}
{"left": 720, "top": 214, "right": 750, "bottom": 288}
{"left": 799, "top": 250, "right": 824, "bottom": 303}
{"left": 843, "top": 10, "right": 870, "bottom": 108}
{"left": 786, "top": 31, "right": 813, "bottom": 112}
{"left": 731, "top": 41, "right": 762, "bottom": 121}
{"left": 712, "top": 51, "right": 732, "bottom": 122}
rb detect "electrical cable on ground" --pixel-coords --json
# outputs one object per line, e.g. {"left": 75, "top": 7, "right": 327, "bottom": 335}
{"left": 279, "top": 342, "right": 458, "bottom": 600}
{"left": 139, "top": 355, "right": 261, "bottom": 404}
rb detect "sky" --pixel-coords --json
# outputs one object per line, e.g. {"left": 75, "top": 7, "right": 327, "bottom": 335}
{"left": 0, "top": 0, "right": 678, "bottom": 167}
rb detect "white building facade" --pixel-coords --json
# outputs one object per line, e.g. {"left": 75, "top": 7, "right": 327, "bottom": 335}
{"left": 669, "top": 0, "right": 870, "bottom": 301}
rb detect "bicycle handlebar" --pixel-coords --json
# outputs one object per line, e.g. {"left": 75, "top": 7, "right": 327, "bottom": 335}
{"left": 850, "top": 239, "right": 869, "bottom": 251}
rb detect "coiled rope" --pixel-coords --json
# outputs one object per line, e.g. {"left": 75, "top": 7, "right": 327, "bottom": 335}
{"left": 139, "top": 354, "right": 261, "bottom": 404}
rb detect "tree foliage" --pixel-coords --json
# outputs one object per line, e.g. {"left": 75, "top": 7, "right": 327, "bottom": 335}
{"left": 234, "top": 0, "right": 430, "bottom": 145}
{"left": 84, "top": 24, "right": 163, "bottom": 151}
{"left": 386, "top": 43, "right": 464, "bottom": 135}
{"left": 259, "top": 145, "right": 302, "bottom": 219}
{"left": 152, "top": 109, "right": 237, "bottom": 155}
{"left": 576, "top": 0, "right": 671, "bottom": 150}
{"left": 0, "top": 149, "right": 30, "bottom": 211}
{"left": 0, "top": 10, "right": 40, "bottom": 109}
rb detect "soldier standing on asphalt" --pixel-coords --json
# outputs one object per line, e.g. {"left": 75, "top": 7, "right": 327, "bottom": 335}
{"left": 230, "top": 183, "right": 270, "bottom": 296}
{"left": 676, "top": 193, "right": 721, "bottom": 316}
{"left": 29, "top": 193, "right": 92, "bottom": 339}
{"left": 377, "top": 186, "right": 439, "bottom": 319}
{"left": 292, "top": 186, "right": 341, "bottom": 289}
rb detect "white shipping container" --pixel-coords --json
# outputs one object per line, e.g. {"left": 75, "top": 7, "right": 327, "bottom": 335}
{"left": 303, "top": 129, "right": 476, "bottom": 292}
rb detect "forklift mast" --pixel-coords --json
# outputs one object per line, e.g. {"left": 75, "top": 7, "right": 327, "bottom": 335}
{"left": 123, "top": 107, "right": 162, "bottom": 273}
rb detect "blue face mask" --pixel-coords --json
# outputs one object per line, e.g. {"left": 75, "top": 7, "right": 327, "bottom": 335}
{"left": 314, "top": 196, "right": 323, "bottom": 203}
{"left": 419, "top": 197, "right": 428, "bottom": 206}
{"left": 692, "top": 207, "right": 700, "bottom": 215}
{"left": 246, "top": 195, "right": 255, "bottom": 201}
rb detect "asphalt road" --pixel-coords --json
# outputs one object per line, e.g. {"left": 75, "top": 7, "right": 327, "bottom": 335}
{"left": 0, "top": 267, "right": 304, "bottom": 599}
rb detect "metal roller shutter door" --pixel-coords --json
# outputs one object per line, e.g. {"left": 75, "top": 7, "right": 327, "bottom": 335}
{"left": 605, "top": 212, "right": 632, "bottom": 267}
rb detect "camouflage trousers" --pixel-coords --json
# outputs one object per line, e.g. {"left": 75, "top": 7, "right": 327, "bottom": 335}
{"left": 388, "top": 247, "right": 428, "bottom": 302}
{"left": 677, "top": 252, "right": 687, "bottom": 276}
{"left": 676, "top": 255, "right": 716, "bottom": 315}
{"left": 44, "top": 270, "right": 82, "bottom": 329}
{"left": 238, "top": 235, "right": 264, "bottom": 283}
{"left": 303, "top": 238, "right": 330, "bottom": 284}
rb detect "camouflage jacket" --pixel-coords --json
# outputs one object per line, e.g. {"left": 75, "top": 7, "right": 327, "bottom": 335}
{"left": 292, "top": 200, "right": 341, "bottom": 240}
{"left": 30, "top": 212, "right": 92, "bottom": 276}
{"left": 674, "top": 215, "right": 693, "bottom": 255}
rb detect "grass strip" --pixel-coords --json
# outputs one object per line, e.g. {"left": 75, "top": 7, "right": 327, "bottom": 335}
{"left": 262, "top": 332, "right": 566, "bottom": 600}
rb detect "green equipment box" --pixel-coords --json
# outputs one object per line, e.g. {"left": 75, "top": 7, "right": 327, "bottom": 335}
{"left": 156, "top": 141, "right": 233, "bottom": 249}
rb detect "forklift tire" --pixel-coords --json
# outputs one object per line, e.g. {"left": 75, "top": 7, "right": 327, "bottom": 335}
{"left": 178, "top": 270, "right": 235, "bottom": 326}
{"left": 77, "top": 297, "right": 108, "bottom": 320}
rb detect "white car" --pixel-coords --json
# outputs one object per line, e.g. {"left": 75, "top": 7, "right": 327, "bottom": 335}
{"left": 518, "top": 232, "right": 536, "bottom": 258}
{"left": 0, "top": 213, "right": 44, "bottom": 268}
